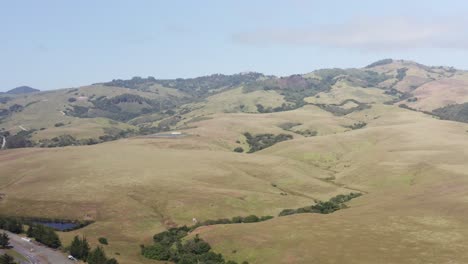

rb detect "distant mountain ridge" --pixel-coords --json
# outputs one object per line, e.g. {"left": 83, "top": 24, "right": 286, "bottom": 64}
{"left": 5, "top": 86, "right": 40, "bottom": 94}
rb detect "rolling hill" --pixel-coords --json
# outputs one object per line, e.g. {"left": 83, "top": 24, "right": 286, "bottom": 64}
{"left": 0, "top": 59, "right": 468, "bottom": 264}
{"left": 3, "top": 86, "right": 40, "bottom": 95}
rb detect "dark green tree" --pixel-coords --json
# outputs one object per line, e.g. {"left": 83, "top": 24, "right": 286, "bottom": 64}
{"left": 0, "top": 253, "right": 16, "bottom": 264}
{"left": 233, "top": 147, "right": 244, "bottom": 153}
{"left": 87, "top": 246, "right": 108, "bottom": 264}
{"left": 69, "top": 236, "right": 89, "bottom": 259}
{"left": 0, "top": 233, "right": 10, "bottom": 248}
{"left": 98, "top": 237, "right": 108, "bottom": 245}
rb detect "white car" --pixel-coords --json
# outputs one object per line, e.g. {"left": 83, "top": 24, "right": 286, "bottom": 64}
{"left": 21, "top": 237, "right": 31, "bottom": 242}
{"left": 68, "top": 255, "right": 77, "bottom": 261}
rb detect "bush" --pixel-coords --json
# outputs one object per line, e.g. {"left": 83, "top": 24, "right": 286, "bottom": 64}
{"left": 143, "top": 222, "right": 257, "bottom": 263}
{"left": 54, "top": 122, "right": 65, "bottom": 127}
{"left": 233, "top": 147, "right": 244, "bottom": 153}
{"left": 68, "top": 97, "right": 77, "bottom": 103}
{"left": 396, "top": 68, "right": 408, "bottom": 81}
{"left": 242, "top": 215, "right": 259, "bottom": 223}
{"left": 98, "top": 237, "right": 108, "bottom": 245}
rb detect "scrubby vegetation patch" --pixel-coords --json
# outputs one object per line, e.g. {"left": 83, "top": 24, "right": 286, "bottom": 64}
{"left": 243, "top": 132, "right": 293, "bottom": 153}
{"left": 279, "top": 193, "right": 362, "bottom": 216}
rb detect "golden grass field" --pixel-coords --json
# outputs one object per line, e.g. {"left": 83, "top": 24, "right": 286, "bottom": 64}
{"left": 1, "top": 60, "right": 468, "bottom": 263}
{"left": 1, "top": 102, "right": 468, "bottom": 263}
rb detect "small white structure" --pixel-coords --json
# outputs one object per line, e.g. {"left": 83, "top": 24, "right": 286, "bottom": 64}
{"left": 21, "top": 237, "right": 31, "bottom": 242}
{"left": 192, "top": 217, "right": 198, "bottom": 224}
{"left": 68, "top": 255, "right": 77, "bottom": 261}
{"left": 171, "top": 132, "right": 182, "bottom": 135}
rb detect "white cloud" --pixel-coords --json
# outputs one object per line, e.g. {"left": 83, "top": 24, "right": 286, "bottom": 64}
{"left": 233, "top": 16, "right": 468, "bottom": 50}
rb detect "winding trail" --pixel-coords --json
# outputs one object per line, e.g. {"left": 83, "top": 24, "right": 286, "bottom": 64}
{"left": 1, "top": 230, "right": 73, "bottom": 264}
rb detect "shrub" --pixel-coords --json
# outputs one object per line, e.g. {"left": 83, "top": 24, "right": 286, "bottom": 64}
{"left": 233, "top": 147, "right": 244, "bottom": 153}
{"left": 346, "top": 122, "right": 367, "bottom": 130}
{"left": 98, "top": 237, "right": 108, "bottom": 245}
{"left": 396, "top": 68, "right": 408, "bottom": 81}
{"left": 242, "top": 215, "right": 259, "bottom": 223}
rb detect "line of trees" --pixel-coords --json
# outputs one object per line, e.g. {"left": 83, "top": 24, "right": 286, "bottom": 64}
{"left": 191, "top": 215, "right": 273, "bottom": 231}
{"left": 279, "top": 192, "right": 362, "bottom": 216}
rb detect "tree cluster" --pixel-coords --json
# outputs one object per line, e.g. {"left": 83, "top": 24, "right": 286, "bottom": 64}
{"left": 0, "top": 218, "right": 23, "bottom": 234}
{"left": 26, "top": 224, "right": 61, "bottom": 248}
{"left": 244, "top": 132, "right": 293, "bottom": 153}
{"left": 346, "top": 122, "right": 367, "bottom": 130}
{"left": 141, "top": 213, "right": 274, "bottom": 263}
{"left": 142, "top": 231, "right": 248, "bottom": 264}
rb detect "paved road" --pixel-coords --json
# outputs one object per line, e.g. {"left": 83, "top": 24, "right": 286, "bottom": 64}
{"left": 1, "top": 230, "right": 74, "bottom": 264}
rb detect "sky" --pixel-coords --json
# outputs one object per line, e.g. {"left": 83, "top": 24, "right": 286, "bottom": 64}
{"left": 1, "top": 0, "right": 468, "bottom": 91}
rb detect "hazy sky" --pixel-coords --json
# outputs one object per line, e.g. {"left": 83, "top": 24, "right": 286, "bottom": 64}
{"left": 2, "top": 0, "right": 468, "bottom": 91}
